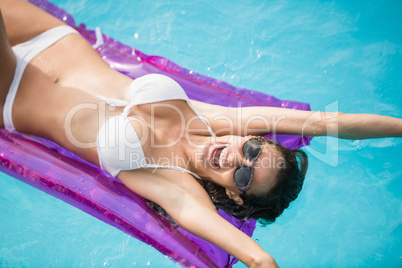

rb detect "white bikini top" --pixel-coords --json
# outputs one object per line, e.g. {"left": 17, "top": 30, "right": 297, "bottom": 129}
{"left": 96, "top": 74, "right": 215, "bottom": 178}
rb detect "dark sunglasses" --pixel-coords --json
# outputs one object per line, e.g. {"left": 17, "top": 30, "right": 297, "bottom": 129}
{"left": 234, "top": 137, "right": 265, "bottom": 193}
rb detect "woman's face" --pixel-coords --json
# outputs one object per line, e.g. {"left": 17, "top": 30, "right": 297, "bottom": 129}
{"left": 198, "top": 135, "right": 284, "bottom": 196}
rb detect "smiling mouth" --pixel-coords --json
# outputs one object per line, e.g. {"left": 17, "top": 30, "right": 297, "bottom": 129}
{"left": 210, "top": 146, "right": 227, "bottom": 169}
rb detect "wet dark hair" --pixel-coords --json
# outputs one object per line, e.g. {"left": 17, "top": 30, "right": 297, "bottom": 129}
{"left": 201, "top": 137, "right": 308, "bottom": 224}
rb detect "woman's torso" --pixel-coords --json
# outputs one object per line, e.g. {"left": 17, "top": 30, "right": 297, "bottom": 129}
{"left": 0, "top": 20, "right": 209, "bottom": 172}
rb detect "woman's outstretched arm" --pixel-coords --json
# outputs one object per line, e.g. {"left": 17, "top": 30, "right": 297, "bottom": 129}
{"left": 191, "top": 100, "right": 402, "bottom": 139}
{"left": 118, "top": 169, "right": 279, "bottom": 268}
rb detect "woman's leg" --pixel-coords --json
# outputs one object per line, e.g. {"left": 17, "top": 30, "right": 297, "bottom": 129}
{"left": 0, "top": 0, "right": 65, "bottom": 46}
{"left": 0, "top": 9, "right": 15, "bottom": 126}
{"left": 0, "top": 0, "right": 132, "bottom": 106}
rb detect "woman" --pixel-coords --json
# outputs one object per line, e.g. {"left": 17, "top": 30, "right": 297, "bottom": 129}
{"left": 0, "top": 0, "right": 401, "bottom": 267}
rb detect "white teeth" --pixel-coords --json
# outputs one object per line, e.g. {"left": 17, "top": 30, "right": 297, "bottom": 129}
{"left": 219, "top": 147, "right": 227, "bottom": 168}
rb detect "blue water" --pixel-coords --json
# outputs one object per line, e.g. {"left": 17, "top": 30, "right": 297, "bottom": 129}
{"left": 1, "top": 0, "right": 401, "bottom": 267}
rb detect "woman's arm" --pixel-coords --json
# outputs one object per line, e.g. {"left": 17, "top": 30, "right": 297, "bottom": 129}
{"left": 118, "top": 169, "right": 278, "bottom": 268}
{"left": 191, "top": 100, "right": 402, "bottom": 139}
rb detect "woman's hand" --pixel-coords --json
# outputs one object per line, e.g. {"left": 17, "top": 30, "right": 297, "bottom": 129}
{"left": 251, "top": 254, "right": 279, "bottom": 268}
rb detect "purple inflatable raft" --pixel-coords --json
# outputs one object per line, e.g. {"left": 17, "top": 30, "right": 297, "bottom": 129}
{"left": 0, "top": 0, "right": 312, "bottom": 267}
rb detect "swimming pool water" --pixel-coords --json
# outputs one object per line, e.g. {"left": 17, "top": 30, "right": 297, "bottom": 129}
{"left": 1, "top": 0, "right": 401, "bottom": 267}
